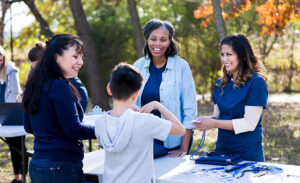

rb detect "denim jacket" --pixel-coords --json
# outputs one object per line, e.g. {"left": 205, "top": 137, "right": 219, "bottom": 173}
{"left": 134, "top": 55, "right": 197, "bottom": 148}
{"left": 4, "top": 62, "right": 22, "bottom": 102}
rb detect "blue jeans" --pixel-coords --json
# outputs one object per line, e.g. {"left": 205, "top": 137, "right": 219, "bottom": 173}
{"left": 29, "top": 158, "right": 85, "bottom": 183}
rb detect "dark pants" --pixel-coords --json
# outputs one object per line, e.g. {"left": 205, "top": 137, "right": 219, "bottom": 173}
{"left": 5, "top": 136, "right": 28, "bottom": 175}
{"left": 29, "top": 158, "right": 85, "bottom": 183}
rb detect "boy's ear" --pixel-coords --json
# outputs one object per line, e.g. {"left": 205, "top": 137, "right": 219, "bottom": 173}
{"left": 132, "top": 90, "right": 139, "bottom": 101}
{"left": 106, "top": 83, "right": 112, "bottom": 96}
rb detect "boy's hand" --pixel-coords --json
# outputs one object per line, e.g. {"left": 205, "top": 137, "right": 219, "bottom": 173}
{"left": 131, "top": 105, "right": 141, "bottom": 112}
{"left": 140, "top": 101, "right": 159, "bottom": 113}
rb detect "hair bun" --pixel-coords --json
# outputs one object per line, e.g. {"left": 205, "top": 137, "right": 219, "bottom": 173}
{"left": 36, "top": 41, "right": 45, "bottom": 48}
{"left": 45, "top": 39, "right": 51, "bottom": 47}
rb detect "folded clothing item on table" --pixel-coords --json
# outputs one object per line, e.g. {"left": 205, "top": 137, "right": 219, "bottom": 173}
{"left": 190, "top": 131, "right": 243, "bottom": 166}
{"left": 194, "top": 152, "right": 243, "bottom": 166}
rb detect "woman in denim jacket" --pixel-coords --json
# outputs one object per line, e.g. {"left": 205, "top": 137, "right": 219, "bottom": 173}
{"left": 134, "top": 19, "right": 197, "bottom": 158}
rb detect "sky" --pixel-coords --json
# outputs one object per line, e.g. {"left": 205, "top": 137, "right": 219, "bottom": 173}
{"left": 4, "top": 2, "right": 35, "bottom": 38}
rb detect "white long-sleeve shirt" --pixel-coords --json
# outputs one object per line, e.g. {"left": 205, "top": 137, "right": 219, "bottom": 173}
{"left": 213, "top": 104, "right": 263, "bottom": 134}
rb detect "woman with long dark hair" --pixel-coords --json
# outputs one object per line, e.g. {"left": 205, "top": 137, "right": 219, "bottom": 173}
{"left": 193, "top": 33, "right": 268, "bottom": 161}
{"left": 27, "top": 41, "right": 89, "bottom": 112}
{"left": 22, "top": 34, "right": 95, "bottom": 183}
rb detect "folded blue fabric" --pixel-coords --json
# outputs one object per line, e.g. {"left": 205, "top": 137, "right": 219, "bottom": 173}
{"left": 195, "top": 152, "right": 243, "bottom": 166}
{"left": 153, "top": 139, "right": 168, "bottom": 159}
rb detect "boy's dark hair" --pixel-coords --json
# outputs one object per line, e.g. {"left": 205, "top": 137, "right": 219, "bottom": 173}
{"left": 110, "top": 63, "right": 143, "bottom": 100}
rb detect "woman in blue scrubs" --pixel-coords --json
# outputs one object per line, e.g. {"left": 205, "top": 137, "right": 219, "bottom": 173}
{"left": 193, "top": 33, "right": 268, "bottom": 161}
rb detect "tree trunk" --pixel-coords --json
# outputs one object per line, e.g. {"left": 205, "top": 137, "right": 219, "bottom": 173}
{"left": 0, "top": 1, "right": 10, "bottom": 45}
{"left": 127, "top": 0, "right": 144, "bottom": 58}
{"left": 285, "top": 30, "right": 295, "bottom": 92}
{"left": 259, "top": 34, "right": 278, "bottom": 63}
{"left": 69, "top": 0, "right": 109, "bottom": 110}
{"left": 211, "top": 0, "right": 227, "bottom": 41}
{"left": 23, "top": 0, "right": 53, "bottom": 37}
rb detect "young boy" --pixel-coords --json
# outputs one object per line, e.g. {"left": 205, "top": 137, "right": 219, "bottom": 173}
{"left": 94, "top": 63, "right": 186, "bottom": 183}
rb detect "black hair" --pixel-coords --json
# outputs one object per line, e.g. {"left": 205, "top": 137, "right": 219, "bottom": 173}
{"left": 23, "top": 34, "right": 84, "bottom": 115}
{"left": 28, "top": 42, "right": 46, "bottom": 62}
{"left": 109, "top": 63, "right": 143, "bottom": 100}
{"left": 218, "top": 33, "right": 266, "bottom": 89}
{"left": 143, "top": 19, "right": 179, "bottom": 58}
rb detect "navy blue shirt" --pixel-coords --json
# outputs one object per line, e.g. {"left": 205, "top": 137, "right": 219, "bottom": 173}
{"left": 141, "top": 62, "right": 167, "bottom": 152}
{"left": 24, "top": 79, "right": 95, "bottom": 163}
{"left": 212, "top": 73, "right": 268, "bottom": 161}
{"left": 0, "top": 82, "right": 5, "bottom": 103}
{"left": 141, "top": 62, "right": 166, "bottom": 117}
{"left": 69, "top": 77, "right": 89, "bottom": 112}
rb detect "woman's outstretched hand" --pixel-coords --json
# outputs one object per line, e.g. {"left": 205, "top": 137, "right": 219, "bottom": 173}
{"left": 192, "top": 116, "right": 215, "bottom": 131}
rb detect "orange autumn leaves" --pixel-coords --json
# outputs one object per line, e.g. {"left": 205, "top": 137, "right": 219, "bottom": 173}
{"left": 194, "top": 0, "right": 300, "bottom": 35}
{"left": 194, "top": 1, "right": 215, "bottom": 27}
{"left": 193, "top": 0, "right": 251, "bottom": 27}
{"left": 256, "top": 0, "right": 300, "bottom": 35}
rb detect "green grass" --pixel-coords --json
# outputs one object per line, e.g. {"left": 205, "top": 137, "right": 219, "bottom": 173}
{"left": 0, "top": 102, "right": 299, "bottom": 182}
{"left": 262, "top": 103, "right": 300, "bottom": 164}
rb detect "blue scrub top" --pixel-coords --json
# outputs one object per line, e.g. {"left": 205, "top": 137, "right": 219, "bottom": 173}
{"left": 212, "top": 73, "right": 268, "bottom": 161}
{"left": 141, "top": 61, "right": 167, "bottom": 152}
{"left": 141, "top": 61, "right": 166, "bottom": 117}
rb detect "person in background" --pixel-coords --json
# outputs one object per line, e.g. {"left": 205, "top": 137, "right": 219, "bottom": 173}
{"left": 28, "top": 42, "right": 88, "bottom": 112}
{"left": 69, "top": 77, "right": 88, "bottom": 112}
{"left": 94, "top": 63, "right": 185, "bottom": 183}
{"left": 134, "top": 19, "right": 197, "bottom": 158}
{"left": 27, "top": 42, "right": 45, "bottom": 71}
{"left": 193, "top": 33, "right": 268, "bottom": 162}
{"left": 0, "top": 45, "right": 27, "bottom": 183}
{"left": 22, "top": 34, "right": 95, "bottom": 183}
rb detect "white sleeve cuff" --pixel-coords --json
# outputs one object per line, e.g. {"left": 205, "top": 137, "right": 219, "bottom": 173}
{"left": 213, "top": 104, "right": 220, "bottom": 119}
{"left": 232, "top": 106, "right": 263, "bottom": 134}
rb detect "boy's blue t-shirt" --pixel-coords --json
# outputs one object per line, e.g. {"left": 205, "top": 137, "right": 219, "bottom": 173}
{"left": 212, "top": 73, "right": 268, "bottom": 161}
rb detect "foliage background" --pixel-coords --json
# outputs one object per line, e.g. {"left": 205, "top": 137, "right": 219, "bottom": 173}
{"left": 0, "top": 0, "right": 299, "bottom": 182}
{"left": 8, "top": 0, "right": 300, "bottom": 95}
